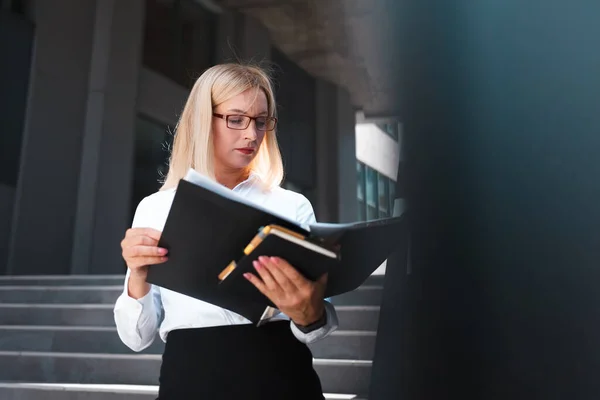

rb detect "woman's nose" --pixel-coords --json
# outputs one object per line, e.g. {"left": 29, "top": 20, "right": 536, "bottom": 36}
{"left": 243, "top": 125, "right": 258, "bottom": 140}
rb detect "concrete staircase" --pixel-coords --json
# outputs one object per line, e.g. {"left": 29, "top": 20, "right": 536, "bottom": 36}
{"left": 0, "top": 275, "right": 383, "bottom": 399}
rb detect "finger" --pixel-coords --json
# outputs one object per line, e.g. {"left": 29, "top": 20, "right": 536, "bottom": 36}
{"left": 123, "top": 245, "right": 168, "bottom": 258}
{"left": 243, "top": 272, "right": 268, "bottom": 296}
{"left": 263, "top": 257, "right": 300, "bottom": 292}
{"left": 123, "top": 235, "right": 159, "bottom": 248}
{"left": 128, "top": 255, "right": 168, "bottom": 269}
{"left": 271, "top": 257, "right": 310, "bottom": 289}
{"left": 254, "top": 258, "right": 281, "bottom": 292}
{"left": 126, "top": 227, "right": 162, "bottom": 241}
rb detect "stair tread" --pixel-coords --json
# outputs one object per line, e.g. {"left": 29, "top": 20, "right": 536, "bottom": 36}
{"left": 0, "top": 350, "right": 372, "bottom": 365}
{"left": 0, "top": 325, "right": 377, "bottom": 335}
{"left": 0, "top": 275, "right": 380, "bottom": 396}
{"left": 0, "top": 285, "right": 123, "bottom": 290}
{"left": 0, "top": 275, "right": 124, "bottom": 280}
{"left": 0, "top": 303, "right": 114, "bottom": 309}
{"left": 0, "top": 383, "right": 366, "bottom": 399}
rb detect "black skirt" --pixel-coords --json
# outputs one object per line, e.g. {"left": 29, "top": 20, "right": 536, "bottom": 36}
{"left": 157, "top": 320, "right": 325, "bottom": 400}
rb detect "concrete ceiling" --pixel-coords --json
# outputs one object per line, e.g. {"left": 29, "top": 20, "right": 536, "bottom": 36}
{"left": 217, "top": 0, "right": 401, "bottom": 118}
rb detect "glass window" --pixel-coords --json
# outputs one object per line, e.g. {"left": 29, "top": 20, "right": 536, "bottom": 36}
{"left": 367, "top": 204, "right": 378, "bottom": 220}
{"left": 389, "top": 178, "right": 396, "bottom": 215}
{"left": 357, "top": 162, "right": 365, "bottom": 201}
{"left": 376, "top": 122, "right": 399, "bottom": 141}
{"left": 357, "top": 161, "right": 366, "bottom": 220}
{"left": 378, "top": 174, "right": 389, "bottom": 218}
{"left": 366, "top": 166, "right": 378, "bottom": 220}
{"left": 358, "top": 198, "right": 366, "bottom": 221}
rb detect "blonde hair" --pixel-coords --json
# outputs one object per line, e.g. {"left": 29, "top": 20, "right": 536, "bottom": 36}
{"left": 160, "top": 63, "right": 284, "bottom": 190}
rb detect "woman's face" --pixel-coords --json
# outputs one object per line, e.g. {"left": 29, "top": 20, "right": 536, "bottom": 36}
{"left": 212, "top": 88, "right": 268, "bottom": 173}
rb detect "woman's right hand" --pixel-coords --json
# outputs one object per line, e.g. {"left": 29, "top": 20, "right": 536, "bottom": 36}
{"left": 121, "top": 227, "right": 168, "bottom": 282}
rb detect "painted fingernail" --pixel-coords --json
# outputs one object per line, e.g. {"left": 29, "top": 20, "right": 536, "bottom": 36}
{"left": 243, "top": 273, "right": 251, "bottom": 280}
{"left": 271, "top": 257, "right": 279, "bottom": 263}
{"left": 161, "top": 256, "right": 168, "bottom": 262}
{"left": 259, "top": 256, "right": 268, "bottom": 262}
{"left": 158, "top": 248, "right": 168, "bottom": 255}
{"left": 253, "top": 261, "right": 262, "bottom": 270}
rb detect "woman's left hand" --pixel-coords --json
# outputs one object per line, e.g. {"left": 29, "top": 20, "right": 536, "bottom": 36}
{"left": 244, "top": 256, "right": 327, "bottom": 327}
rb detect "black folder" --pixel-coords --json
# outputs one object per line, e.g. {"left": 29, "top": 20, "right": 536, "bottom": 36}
{"left": 146, "top": 169, "right": 404, "bottom": 324}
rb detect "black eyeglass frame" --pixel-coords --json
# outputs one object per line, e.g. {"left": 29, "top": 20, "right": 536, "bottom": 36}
{"left": 213, "top": 113, "right": 278, "bottom": 131}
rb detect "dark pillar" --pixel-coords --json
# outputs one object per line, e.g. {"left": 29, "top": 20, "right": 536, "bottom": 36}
{"left": 370, "top": 1, "right": 600, "bottom": 399}
{"left": 0, "top": 9, "right": 33, "bottom": 275}
{"left": 7, "top": 0, "right": 96, "bottom": 275}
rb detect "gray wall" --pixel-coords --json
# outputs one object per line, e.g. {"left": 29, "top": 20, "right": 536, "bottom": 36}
{"left": 315, "top": 79, "right": 357, "bottom": 223}
{"left": 137, "top": 68, "right": 188, "bottom": 126}
{"left": 216, "top": 10, "right": 270, "bottom": 63}
{"left": 271, "top": 48, "right": 317, "bottom": 192}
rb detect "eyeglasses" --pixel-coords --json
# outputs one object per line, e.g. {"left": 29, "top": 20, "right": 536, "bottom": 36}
{"left": 213, "top": 113, "right": 277, "bottom": 131}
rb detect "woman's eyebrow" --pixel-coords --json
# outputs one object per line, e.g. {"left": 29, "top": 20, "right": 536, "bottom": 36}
{"left": 227, "top": 108, "right": 268, "bottom": 116}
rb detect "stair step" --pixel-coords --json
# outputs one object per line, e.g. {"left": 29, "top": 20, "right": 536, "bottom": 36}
{"left": 0, "top": 326, "right": 376, "bottom": 360}
{"left": 329, "top": 286, "right": 382, "bottom": 306}
{"left": 0, "top": 304, "right": 380, "bottom": 331}
{"left": 311, "top": 330, "right": 377, "bottom": 360}
{"left": 335, "top": 306, "right": 380, "bottom": 331}
{"left": 0, "top": 304, "right": 115, "bottom": 327}
{"left": 0, "top": 275, "right": 383, "bottom": 396}
{"left": 0, "top": 285, "right": 382, "bottom": 306}
{"left": 0, "top": 274, "right": 385, "bottom": 288}
{"left": 0, "top": 352, "right": 372, "bottom": 395}
{"left": 0, "top": 383, "right": 365, "bottom": 400}
{"left": 0, "top": 275, "right": 125, "bottom": 286}
{"left": 0, "top": 286, "right": 122, "bottom": 304}
{"left": 0, "top": 383, "right": 155, "bottom": 400}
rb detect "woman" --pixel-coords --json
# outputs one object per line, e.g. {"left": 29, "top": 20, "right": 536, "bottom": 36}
{"left": 114, "top": 63, "right": 338, "bottom": 400}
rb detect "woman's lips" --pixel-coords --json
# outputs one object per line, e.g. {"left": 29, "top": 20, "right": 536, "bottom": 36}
{"left": 236, "top": 148, "right": 255, "bottom": 155}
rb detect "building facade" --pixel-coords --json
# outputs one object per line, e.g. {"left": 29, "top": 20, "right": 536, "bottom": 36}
{"left": 0, "top": 0, "right": 358, "bottom": 276}
{"left": 354, "top": 113, "right": 402, "bottom": 275}
{"left": 355, "top": 115, "right": 402, "bottom": 222}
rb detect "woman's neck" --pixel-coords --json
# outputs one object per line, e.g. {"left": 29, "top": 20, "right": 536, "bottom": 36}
{"left": 215, "top": 167, "right": 250, "bottom": 190}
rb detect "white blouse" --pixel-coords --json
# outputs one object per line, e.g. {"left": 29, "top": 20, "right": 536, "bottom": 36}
{"left": 113, "top": 174, "right": 339, "bottom": 352}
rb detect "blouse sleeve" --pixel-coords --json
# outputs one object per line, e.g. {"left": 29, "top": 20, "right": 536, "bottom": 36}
{"left": 113, "top": 196, "right": 164, "bottom": 352}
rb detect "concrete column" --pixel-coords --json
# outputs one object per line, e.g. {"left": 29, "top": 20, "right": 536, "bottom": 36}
{"left": 71, "top": 0, "right": 145, "bottom": 275}
{"left": 0, "top": 8, "right": 33, "bottom": 275}
{"left": 315, "top": 79, "right": 357, "bottom": 223}
{"left": 0, "top": 185, "right": 15, "bottom": 275}
{"left": 7, "top": 0, "right": 97, "bottom": 275}
{"left": 335, "top": 86, "right": 358, "bottom": 223}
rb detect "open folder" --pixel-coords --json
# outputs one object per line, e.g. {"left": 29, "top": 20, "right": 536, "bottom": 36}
{"left": 146, "top": 168, "right": 404, "bottom": 324}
